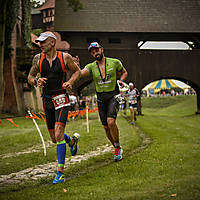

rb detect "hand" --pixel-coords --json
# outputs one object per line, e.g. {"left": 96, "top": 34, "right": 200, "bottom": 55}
{"left": 37, "top": 78, "right": 47, "bottom": 88}
{"left": 62, "top": 81, "right": 72, "bottom": 91}
{"left": 118, "top": 80, "right": 124, "bottom": 88}
{"left": 73, "top": 56, "right": 80, "bottom": 67}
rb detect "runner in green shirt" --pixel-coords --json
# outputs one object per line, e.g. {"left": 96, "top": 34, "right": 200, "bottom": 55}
{"left": 77, "top": 42, "right": 128, "bottom": 161}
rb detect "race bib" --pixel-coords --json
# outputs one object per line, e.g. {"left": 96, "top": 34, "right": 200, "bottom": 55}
{"left": 52, "top": 94, "right": 70, "bottom": 110}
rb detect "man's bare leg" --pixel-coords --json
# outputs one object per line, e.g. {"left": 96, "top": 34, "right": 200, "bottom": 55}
{"left": 103, "top": 125, "right": 115, "bottom": 146}
{"left": 107, "top": 117, "right": 120, "bottom": 147}
{"left": 48, "top": 129, "right": 56, "bottom": 143}
{"left": 130, "top": 107, "right": 135, "bottom": 124}
{"left": 107, "top": 117, "right": 122, "bottom": 161}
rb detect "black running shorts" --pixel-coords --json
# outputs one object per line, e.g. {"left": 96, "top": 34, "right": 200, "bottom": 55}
{"left": 43, "top": 97, "right": 69, "bottom": 130}
{"left": 97, "top": 97, "right": 119, "bottom": 126}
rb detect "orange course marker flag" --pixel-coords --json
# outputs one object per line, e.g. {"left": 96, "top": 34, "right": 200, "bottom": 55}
{"left": 31, "top": 112, "right": 41, "bottom": 120}
{"left": 0, "top": 120, "right": 2, "bottom": 128}
{"left": 38, "top": 113, "right": 46, "bottom": 122}
{"left": 6, "top": 118, "right": 18, "bottom": 127}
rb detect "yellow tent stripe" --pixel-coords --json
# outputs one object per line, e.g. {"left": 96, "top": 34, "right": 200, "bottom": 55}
{"left": 168, "top": 79, "right": 178, "bottom": 88}
{"left": 161, "top": 79, "right": 167, "bottom": 89}
{"left": 149, "top": 80, "right": 158, "bottom": 89}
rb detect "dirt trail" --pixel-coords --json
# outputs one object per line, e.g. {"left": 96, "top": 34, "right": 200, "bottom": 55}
{"left": 0, "top": 145, "right": 113, "bottom": 185}
{"left": 0, "top": 124, "right": 151, "bottom": 186}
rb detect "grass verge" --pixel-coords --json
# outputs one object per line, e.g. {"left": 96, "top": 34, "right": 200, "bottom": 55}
{"left": 0, "top": 95, "right": 200, "bottom": 200}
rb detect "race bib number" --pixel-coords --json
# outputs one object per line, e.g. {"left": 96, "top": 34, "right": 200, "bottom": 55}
{"left": 52, "top": 94, "right": 70, "bottom": 110}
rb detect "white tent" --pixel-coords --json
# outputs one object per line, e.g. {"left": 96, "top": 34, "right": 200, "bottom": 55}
{"left": 172, "top": 80, "right": 190, "bottom": 89}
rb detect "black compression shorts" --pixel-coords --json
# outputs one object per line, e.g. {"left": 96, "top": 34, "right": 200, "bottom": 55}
{"left": 97, "top": 96, "right": 119, "bottom": 126}
{"left": 43, "top": 97, "right": 69, "bottom": 130}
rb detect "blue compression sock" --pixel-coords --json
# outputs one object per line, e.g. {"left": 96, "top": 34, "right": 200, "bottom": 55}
{"left": 57, "top": 140, "right": 66, "bottom": 167}
{"left": 64, "top": 134, "right": 72, "bottom": 144}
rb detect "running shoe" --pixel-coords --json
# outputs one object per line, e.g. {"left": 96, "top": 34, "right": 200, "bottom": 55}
{"left": 131, "top": 121, "right": 135, "bottom": 125}
{"left": 52, "top": 171, "right": 65, "bottom": 184}
{"left": 70, "top": 133, "right": 80, "bottom": 156}
{"left": 114, "top": 147, "right": 123, "bottom": 161}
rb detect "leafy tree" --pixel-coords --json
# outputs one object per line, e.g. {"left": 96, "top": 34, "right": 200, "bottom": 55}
{"left": 67, "top": 0, "right": 83, "bottom": 12}
{"left": 31, "top": 0, "right": 45, "bottom": 8}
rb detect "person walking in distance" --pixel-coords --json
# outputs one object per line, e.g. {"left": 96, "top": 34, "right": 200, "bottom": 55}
{"left": 28, "top": 32, "right": 81, "bottom": 184}
{"left": 76, "top": 42, "right": 128, "bottom": 161}
{"left": 127, "top": 82, "right": 139, "bottom": 125}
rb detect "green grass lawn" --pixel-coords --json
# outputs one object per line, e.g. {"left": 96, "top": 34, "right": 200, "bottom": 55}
{"left": 0, "top": 95, "right": 200, "bottom": 200}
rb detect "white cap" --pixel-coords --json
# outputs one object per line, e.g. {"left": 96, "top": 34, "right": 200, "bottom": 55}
{"left": 129, "top": 82, "right": 134, "bottom": 86}
{"left": 35, "top": 32, "right": 57, "bottom": 43}
{"left": 88, "top": 42, "right": 102, "bottom": 52}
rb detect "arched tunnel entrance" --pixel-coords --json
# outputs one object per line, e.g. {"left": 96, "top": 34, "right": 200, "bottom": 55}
{"left": 141, "top": 78, "right": 198, "bottom": 112}
{"left": 141, "top": 77, "right": 200, "bottom": 114}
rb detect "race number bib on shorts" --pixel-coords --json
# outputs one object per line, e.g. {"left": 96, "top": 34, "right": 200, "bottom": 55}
{"left": 52, "top": 94, "right": 70, "bottom": 110}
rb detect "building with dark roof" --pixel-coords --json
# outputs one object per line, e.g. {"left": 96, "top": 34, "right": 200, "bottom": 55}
{"left": 55, "top": 0, "right": 200, "bottom": 50}
{"left": 31, "top": 7, "right": 44, "bottom": 30}
{"left": 55, "top": 0, "right": 200, "bottom": 33}
{"left": 31, "top": 0, "right": 70, "bottom": 52}
{"left": 40, "top": 0, "right": 55, "bottom": 31}
{"left": 31, "top": 0, "right": 55, "bottom": 31}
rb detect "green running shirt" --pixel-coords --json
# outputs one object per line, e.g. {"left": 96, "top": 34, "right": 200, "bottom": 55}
{"left": 85, "top": 57, "right": 123, "bottom": 93}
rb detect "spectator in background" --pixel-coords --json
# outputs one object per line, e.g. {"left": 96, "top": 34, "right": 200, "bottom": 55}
{"left": 79, "top": 97, "right": 86, "bottom": 110}
{"left": 69, "top": 92, "right": 78, "bottom": 111}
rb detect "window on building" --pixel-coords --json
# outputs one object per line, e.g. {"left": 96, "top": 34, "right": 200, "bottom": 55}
{"left": 43, "top": 11, "right": 46, "bottom": 18}
{"left": 138, "top": 41, "right": 192, "bottom": 50}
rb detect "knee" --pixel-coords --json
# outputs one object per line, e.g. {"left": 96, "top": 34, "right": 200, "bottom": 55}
{"left": 55, "top": 132, "right": 64, "bottom": 142}
{"left": 107, "top": 118, "right": 115, "bottom": 128}
{"left": 55, "top": 124, "right": 65, "bottom": 142}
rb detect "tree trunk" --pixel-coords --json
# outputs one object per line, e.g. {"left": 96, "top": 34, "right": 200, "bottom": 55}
{"left": 0, "top": 1, "right": 7, "bottom": 111}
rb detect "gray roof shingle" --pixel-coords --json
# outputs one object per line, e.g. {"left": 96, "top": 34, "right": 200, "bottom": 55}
{"left": 55, "top": 0, "right": 200, "bottom": 32}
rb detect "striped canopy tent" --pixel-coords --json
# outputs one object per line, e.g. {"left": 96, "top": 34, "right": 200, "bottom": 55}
{"left": 149, "top": 79, "right": 178, "bottom": 90}
{"left": 143, "top": 79, "right": 182, "bottom": 94}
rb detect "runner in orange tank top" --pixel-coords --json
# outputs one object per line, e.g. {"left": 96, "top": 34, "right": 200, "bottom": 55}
{"left": 28, "top": 31, "right": 81, "bottom": 184}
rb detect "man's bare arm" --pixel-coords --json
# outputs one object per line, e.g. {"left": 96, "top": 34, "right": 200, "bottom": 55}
{"left": 28, "top": 54, "right": 40, "bottom": 86}
{"left": 118, "top": 67, "right": 128, "bottom": 81}
{"left": 118, "top": 67, "right": 128, "bottom": 87}
{"left": 62, "top": 53, "right": 81, "bottom": 90}
{"left": 81, "top": 68, "right": 90, "bottom": 77}
{"left": 73, "top": 56, "right": 90, "bottom": 78}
